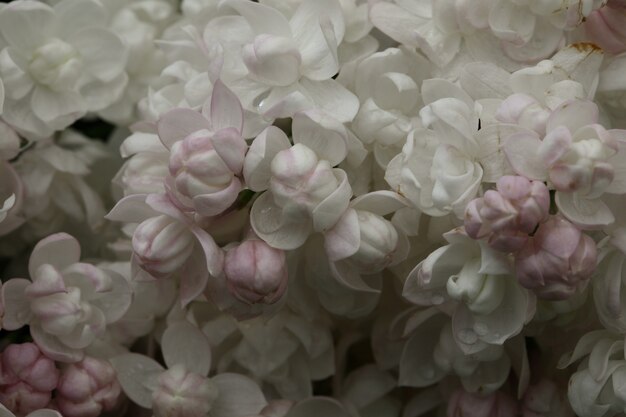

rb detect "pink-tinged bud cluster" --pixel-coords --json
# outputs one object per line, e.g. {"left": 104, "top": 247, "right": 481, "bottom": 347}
{"left": 447, "top": 390, "right": 518, "bottom": 417}
{"left": 55, "top": 357, "right": 121, "bottom": 417}
{"left": 152, "top": 364, "right": 218, "bottom": 417}
{"left": 584, "top": 3, "right": 626, "bottom": 54}
{"left": 132, "top": 215, "right": 195, "bottom": 278}
{"left": 0, "top": 343, "right": 59, "bottom": 416}
{"left": 269, "top": 144, "right": 341, "bottom": 221}
{"left": 465, "top": 176, "right": 550, "bottom": 252}
{"left": 515, "top": 216, "right": 597, "bottom": 300}
{"left": 168, "top": 129, "right": 246, "bottom": 217}
{"left": 224, "top": 239, "right": 288, "bottom": 305}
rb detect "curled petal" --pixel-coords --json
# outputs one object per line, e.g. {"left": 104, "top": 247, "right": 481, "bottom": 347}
{"left": 243, "top": 126, "right": 291, "bottom": 192}
{"left": 157, "top": 108, "right": 210, "bottom": 149}
{"left": 209, "top": 80, "right": 244, "bottom": 133}
{"left": 292, "top": 110, "right": 347, "bottom": 167}
{"left": 29, "top": 233, "right": 81, "bottom": 278}
{"left": 161, "top": 320, "right": 211, "bottom": 376}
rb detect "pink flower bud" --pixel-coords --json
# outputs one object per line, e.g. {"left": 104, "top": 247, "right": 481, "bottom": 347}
{"left": 55, "top": 357, "right": 121, "bottom": 417}
{"left": 152, "top": 365, "right": 218, "bottom": 417}
{"left": 224, "top": 239, "right": 288, "bottom": 305}
{"left": 447, "top": 390, "right": 518, "bottom": 417}
{"left": 464, "top": 176, "right": 549, "bottom": 252}
{"left": 132, "top": 215, "right": 195, "bottom": 278}
{"left": 515, "top": 216, "right": 597, "bottom": 300}
{"left": 168, "top": 129, "right": 245, "bottom": 216}
{"left": 0, "top": 343, "right": 58, "bottom": 416}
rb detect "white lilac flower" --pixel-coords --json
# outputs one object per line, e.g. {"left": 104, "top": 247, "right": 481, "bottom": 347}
{"left": 195, "top": 306, "right": 334, "bottom": 400}
{"left": 97, "top": 0, "right": 179, "bottom": 125}
{"left": 559, "top": 330, "right": 626, "bottom": 417}
{"left": 348, "top": 47, "right": 431, "bottom": 168}
{"left": 370, "top": 0, "right": 606, "bottom": 71}
{"left": 244, "top": 111, "right": 352, "bottom": 250}
{"left": 213, "top": 0, "right": 360, "bottom": 123}
{"left": 403, "top": 229, "right": 535, "bottom": 354}
{"left": 504, "top": 100, "right": 626, "bottom": 229}
{"left": 111, "top": 320, "right": 268, "bottom": 417}
{"left": 1, "top": 233, "right": 132, "bottom": 362}
{"left": 385, "top": 79, "right": 515, "bottom": 218}
{"left": 157, "top": 80, "right": 247, "bottom": 217}
{"left": 0, "top": 0, "right": 129, "bottom": 139}
{"left": 12, "top": 130, "right": 109, "bottom": 235}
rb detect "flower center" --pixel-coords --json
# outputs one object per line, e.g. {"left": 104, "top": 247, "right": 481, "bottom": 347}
{"left": 29, "top": 39, "right": 82, "bottom": 91}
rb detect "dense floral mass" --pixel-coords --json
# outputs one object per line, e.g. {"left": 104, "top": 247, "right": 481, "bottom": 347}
{"left": 1, "top": 0, "right": 626, "bottom": 416}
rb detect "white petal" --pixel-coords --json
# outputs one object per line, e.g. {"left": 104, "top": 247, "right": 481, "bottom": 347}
{"left": 551, "top": 43, "right": 604, "bottom": 98}
{"left": 190, "top": 225, "right": 225, "bottom": 278}
{"left": 109, "top": 353, "right": 164, "bottom": 409}
{"left": 105, "top": 194, "right": 158, "bottom": 223}
{"left": 292, "top": 110, "right": 347, "bottom": 166}
{"left": 475, "top": 124, "right": 525, "bottom": 182}
{"left": 330, "top": 260, "right": 380, "bottom": 294}
{"left": 488, "top": 0, "right": 535, "bottom": 45}
{"left": 250, "top": 192, "right": 312, "bottom": 250}
{"left": 30, "top": 323, "right": 84, "bottom": 363}
{"left": 0, "top": 1, "right": 54, "bottom": 51}
{"left": 53, "top": 0, "right": 106, "bottom": 39}
{"left": 312, "top": 168, "right": 352, "bottom": 232}
{"left": 211, "top": 373, "right": 268, "bottom": 417}
{"left": 243, "top": 126, "right": 291, "bottom": 192}
{"left": 162, "top": 320, "right": 211, "bottom": 376}
{"left": 502, "top": 131, "right": 547, "bottom": 180}
{"left": 421, "top": 78, "right": 473, "bottom": 109}
{"left": 91, "top": 269, "right": 132, "bottom": 324}
{"left": 157, "top": 108, "right": 210, "bottom": 149}
{"left": 297, "top": 78, "right": 359, "bottom": 123}
{"left": 351, "top": 190, "right": 410, "bottom": 216}
{"left": 29, "top": 232, "right": 81, "bottom": 277}
{"left": 324, "top": 208, "right": 360, "bottom": 261}
{"left": 69, "top": 28, "right": 127, "bottom": 83}
{"left": 459, "top": 62, "right": 512, "bottom": 100}
{"left": 209, "top": 80, "right": 244, "bottom": 133}
{"left": 179, "top": 246, "right": 210, "bottom": 307}
{"left": 399, "top": 316, "right": 447, "bottom": 387}
{"left": 369, "top": 2, "right": 424, "bottom": 47}
{"left": 1, "top": 278, "right": 32, "bottom": 330}
{"left": 546, "top": 100, "right": 599, "bottom": 134}
{"left": 120, "top": 132, "right": 166, "bottom": 158}
{"left": 291, "top": 0, "right": 343, "bottom": 80}
{"left": 220, "top": 0, "right": 292, "bottom": 38}
{"left": 556, "top": 192, "right": 615, "bottom": 229}
{"left": 31, "top": 87, "right": 85, "bottom": 125}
